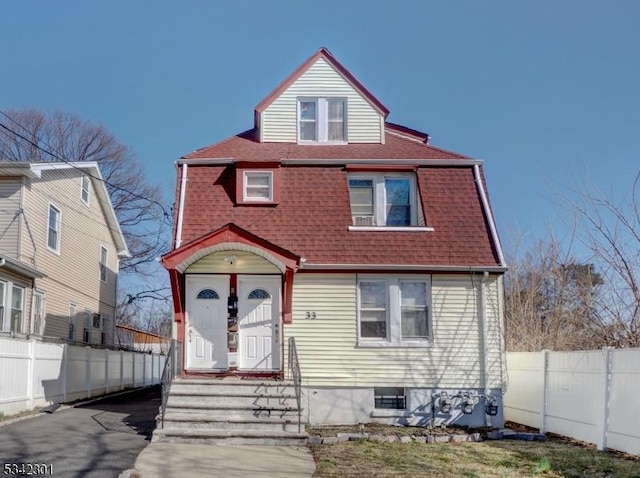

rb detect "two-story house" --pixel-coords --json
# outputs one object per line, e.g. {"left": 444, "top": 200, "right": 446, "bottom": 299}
{"left": 0, "top": 161, "right": 128, "bottom": 346}
{"left": 161, "top": 48, "right": 507, "bottom": 431}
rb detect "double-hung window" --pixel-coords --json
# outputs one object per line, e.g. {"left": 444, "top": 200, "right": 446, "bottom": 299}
{"left": 81, "top": 174, "right": 90, "bottom": 205}
{"left": 100, "top": 246, "right": 108, "bottom": 282}
{"left": 47, "top": 204, "right": 61, "bottom": 252}
{"left": 348, "top": 174, "right": 419, "bottom": 227}
{"left": 10, "top": 285, "right": 24, "bottom": 334}
{"left": 32, "top": 291, "right": 46, "bottom": 336}
{"left": 358, "top": 276, "right": 431, "bottom": 346}
{"left": 243, "top": 171, "right": 273, "bottom": 201}
{"left": 298, "top": 98, "right": 346, "bottom": 143}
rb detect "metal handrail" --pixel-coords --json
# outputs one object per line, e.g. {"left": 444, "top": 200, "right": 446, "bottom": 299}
{"left": 160, "top": 339, "right": 181, "bottom": 429}
{"left": 287, "top": 336, "right": 302, "bottom": 433}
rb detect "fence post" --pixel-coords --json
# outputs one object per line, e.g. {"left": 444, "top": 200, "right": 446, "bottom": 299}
{"left": 598, "top": 346, "right": 612, "bottom": 451}
{"left": 540, "top": 349, "right": 549, "bottom": 434}
{"left": 62, "top": 343, "right": 68, "bottom": 402}
{"left": 104, "top": 348, "right": 109, "bottom": 394}
{"left": 120, "top": 350, "right": 124, "bottom": 391}
{"left": 132, "top": 352, "right": 135, "bottom": 388}
{"left": 142, "top": 353, "right": 147, "bottom": 386}
{"left": 27, "top": 339, "right": 35, "bottom": 410}
{"left": 86, "top": 346, "right": 91, "bottom": 399}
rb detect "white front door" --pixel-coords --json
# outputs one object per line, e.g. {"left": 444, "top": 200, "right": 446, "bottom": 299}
{"left": 238, "top": 276, "right": 281, "bottom": 371}
{"left": 186, "top": 276, "right": 229, "bottom": 370}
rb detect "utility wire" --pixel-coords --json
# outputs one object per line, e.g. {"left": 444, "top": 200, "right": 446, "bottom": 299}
{"left": 0, "top": 112, "right": 173, "bottom": 225}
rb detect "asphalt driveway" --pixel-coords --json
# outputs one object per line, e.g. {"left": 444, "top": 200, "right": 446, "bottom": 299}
{"left": 0, "top": 386, "right": 160, "bottom": 478}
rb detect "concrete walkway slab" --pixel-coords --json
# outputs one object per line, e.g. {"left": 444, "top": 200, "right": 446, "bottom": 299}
{"left": 132, "top": 443, "right": 316, "bottom": 477}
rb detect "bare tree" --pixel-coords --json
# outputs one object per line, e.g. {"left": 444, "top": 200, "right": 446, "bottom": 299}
{"left": 505, "top": 236, "right": 605, "bottom": 351}
{"left": 0, "top": 108, "right": 169, "bottom": 276}
{"left": 560, "top": 172, "right": 640, "bottom": 347}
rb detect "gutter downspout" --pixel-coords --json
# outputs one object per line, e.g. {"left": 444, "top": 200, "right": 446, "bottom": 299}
{"left": 473, "top": 164, "right": 505, "bottom": 267}
{"left": 480, "top": 270, "right": 492, "bottom": 427}
{"left": 175, "top": 163, "right": 188, "bottom": 249}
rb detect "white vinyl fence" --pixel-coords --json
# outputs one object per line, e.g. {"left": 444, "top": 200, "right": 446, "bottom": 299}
{"left": 0, "top": 335, "right": 166, "bottom": 416}
{"left": 504, "top": 348, "right": 640, "bottom": 456}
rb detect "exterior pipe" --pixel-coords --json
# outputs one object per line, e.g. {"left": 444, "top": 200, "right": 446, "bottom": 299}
{"left": 175, "top": 163, "right": 188, "bottom": 249}
{"left": 473, "top": 164, "right": 506, "bottom": 267}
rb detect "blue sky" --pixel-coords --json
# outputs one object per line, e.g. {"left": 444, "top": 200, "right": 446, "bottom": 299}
{"left": 2, "top": 1, "right": 639, "bottom": 257}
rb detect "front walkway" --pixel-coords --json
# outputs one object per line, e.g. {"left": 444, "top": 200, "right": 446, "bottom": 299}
{"left": 131, "top": 443, "right": 315, "bottom": 477}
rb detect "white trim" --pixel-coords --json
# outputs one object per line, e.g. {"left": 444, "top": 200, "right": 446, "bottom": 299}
{"left": 243, "top": 170, "right": 273, "bottom": 202}
{"left": 301, "top": 263, "right": 507, "bottom": 272}
{"left": 283, "top": 158, "right": 483, "bottom": 166}
{"left": 80, "top": 173, "right": 90, "bottom": 206}
{"left": 47, "top": 203, "right": 61, "bottom": 255}
{"left": 473, "top": 164, "right": 506, "bottom": 267}
{"left": 175, "top": 163, "right": 188, "bottom": 248}
{"left": 348, "top": 226, "right": 434, "bottom": 232}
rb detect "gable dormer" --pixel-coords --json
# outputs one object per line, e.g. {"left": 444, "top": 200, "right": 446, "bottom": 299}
{"left": 254, "top": 48, "right": 389, "bottom": 144}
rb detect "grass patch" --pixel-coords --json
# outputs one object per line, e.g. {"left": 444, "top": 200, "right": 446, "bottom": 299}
{"left": 311, "top": 439, "right": 640, "bottom": 477}
{"left": 0, "top": 407, "right": 43, "bottom": 423}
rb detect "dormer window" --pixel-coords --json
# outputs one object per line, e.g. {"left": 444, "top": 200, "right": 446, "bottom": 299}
{"left": 244, "top": 171, "right": 273, "bottom": 201}
{"left": 298, "top": 98, "right": 346, "bottom": 143}
{"left": 348, "top": 173, "right": 425, "bottom": 229}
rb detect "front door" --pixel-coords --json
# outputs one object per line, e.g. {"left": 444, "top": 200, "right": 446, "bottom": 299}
{"left": 186, "top": 276, "right": 229, "bottom": 370}
{"left": 238, "top": 276, "right": 281, "bottom": 371}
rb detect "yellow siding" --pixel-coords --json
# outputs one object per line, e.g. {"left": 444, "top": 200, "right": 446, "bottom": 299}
{"left": 186, "top": 250, "right": 280, "bottom": 274}
{"left": 21, "top": 168, "right": 118, "bottom": 342}
{"left": 285, "top": 273, "right": 504, "bottom": 388}
{"left": 0, "top": 179, "right": 23, "bottom": 259}
{"left": 262, "top": 58, "right": 383, "bottom": 143}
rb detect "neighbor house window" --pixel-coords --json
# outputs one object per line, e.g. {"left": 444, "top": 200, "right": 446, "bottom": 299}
{"left": 374, "top": 387, "right": 406, "bottom": 410}
{"left": 81, "top": 174, "right": 90, "bottom": 205}
{"left": 298, "top": 98, "right": 346, "bottom": 143}
{"left": 32, "top": 291, "right": 46, "bottom": 336}
{"left": 93, "top": 313, "right": 102, "bottom": 330}
{"left": 348, "top": 174, "right": 417, "bottom": 227}
{"left": 358, "top": 276, "right": 431, "bottom": 346}
{"left": 243, "top": 171, "right": 273, "bottom": 201}
{"left": 100, "top": 246, "right": 108, "bottom": 282}
{"left": 47, "top": 204, "right": 61, "bottom": 252}
{"left": 10, "top": 285, "right": 24, "bottom": 333}
{"left": 68, "top": 303, "right": 77, "bottom": 341}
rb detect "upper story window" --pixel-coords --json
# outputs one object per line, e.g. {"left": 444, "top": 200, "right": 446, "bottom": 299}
{"left": 47, "top": 204, "right": 61, "bottom": 253}
{"left": 244, "top": 171, "right": 273, "bottom": 201}
{"left": 298, "top": 98, "right": 346, "bottom": 143}
{"left": 100, "top": 246, "right": 108, "bottom": 282}
{"left": 348, "top": 174, "right": 417, "bottom": 227}
{"left": 81, "top": 174, "right": 90, "bottom": 205}
{"left": 11, "top": 285, "right": 24, "bottom": 334}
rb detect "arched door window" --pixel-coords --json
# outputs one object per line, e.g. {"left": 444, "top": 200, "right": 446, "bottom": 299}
{"left": 197, "top": 288, "right": 220, "bottom": 300}
{"left": 248, "top": 288, "right": 271, "bottom": 300}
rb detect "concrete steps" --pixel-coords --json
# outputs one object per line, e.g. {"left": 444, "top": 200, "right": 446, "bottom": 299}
{"left": 154, "top": 378, "right": 306, "bottom": 445}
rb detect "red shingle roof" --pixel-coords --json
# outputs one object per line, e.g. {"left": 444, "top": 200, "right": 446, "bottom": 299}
{"left": 177, "top": 159, "right": 501, "bottom": 267}
{"left": 183, "top": 126, "right": 469, "bottom": 161}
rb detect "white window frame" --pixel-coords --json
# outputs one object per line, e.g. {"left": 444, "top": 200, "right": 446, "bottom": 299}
{"left": 348, "top": 173, "right": 430, "bottom": 230}
{"left": 357, "top": 275, "right": 432, "bottom": 348}
{"left": 93, "top": 313, "right": 103, "bottom": 330}
{"left": 47, "top": 203, "right": 61, "bottom": 253}
{"left": 243, "top": 171, "right": 273, "bottom": 202}
{"left": 10, "top": 284, "right": 25, "bottom": 334}
{"left": 32, "top": 290, "right": 46, "bottom": 336}
{"left": 100, "top": 246, "right": 108, "bottom": 282}
{"left": 81, "top": 174, "right": 90, "bottom": 206}
{"left": 297, "top": 97, "right": 347, "bottom": 144}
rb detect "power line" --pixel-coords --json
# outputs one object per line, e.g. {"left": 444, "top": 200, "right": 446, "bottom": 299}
{"left": 0, "top": 112, "right": 173, "bottom": 225}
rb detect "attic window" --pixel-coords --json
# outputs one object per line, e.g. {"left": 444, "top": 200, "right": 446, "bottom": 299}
{"left": 348, "top": 174, "right": 419, "bottom": 227}
{"left": 244, "top": 171, "right": 273, "bottom": 201}
{"left": 298, "top": 98, "right": 346, "bottom": 143}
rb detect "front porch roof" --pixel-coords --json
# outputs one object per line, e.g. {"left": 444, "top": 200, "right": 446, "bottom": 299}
{"left": 162, "top": 223, "right": 302, "bottom": 273}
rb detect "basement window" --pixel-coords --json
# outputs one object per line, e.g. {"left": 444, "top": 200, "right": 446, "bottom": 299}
{"left": 374, "top": 387, "right": 406, "bottom": 410}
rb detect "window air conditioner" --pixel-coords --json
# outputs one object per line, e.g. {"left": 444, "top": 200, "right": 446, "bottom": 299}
{"left": 353, "top": 215, "right": 375, "bottom": 226}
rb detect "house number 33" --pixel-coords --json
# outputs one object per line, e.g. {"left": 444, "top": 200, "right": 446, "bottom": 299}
{"left": 305, "top": 312, "right": 317, "bottom": 320}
